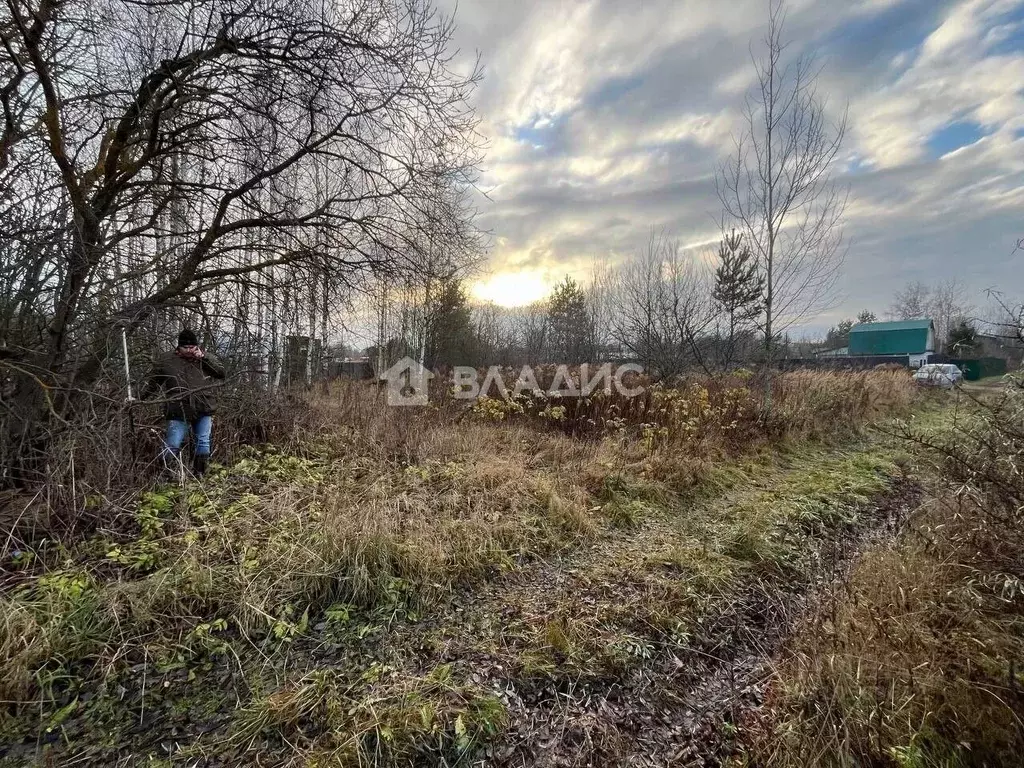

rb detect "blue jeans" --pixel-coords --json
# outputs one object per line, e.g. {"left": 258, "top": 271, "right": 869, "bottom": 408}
{"left": 163, "top": 416, "right": 213, "bottom": 458}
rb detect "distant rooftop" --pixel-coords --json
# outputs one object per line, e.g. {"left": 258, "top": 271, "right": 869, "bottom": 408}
{"left": 849, "top": 318, "right": 934, "bottom": 356}
{"left": 850, "top": 319, "right": 933, "bottom": 333}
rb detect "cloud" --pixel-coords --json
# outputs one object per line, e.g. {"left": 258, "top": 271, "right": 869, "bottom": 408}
{"left": 439, "top": 0, "right": 1024, "bottom": 330}
{"left": 849, "top": 0, "right": 1024, "bottom": 168}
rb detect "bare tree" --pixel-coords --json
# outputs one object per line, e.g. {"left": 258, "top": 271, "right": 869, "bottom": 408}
{"left": 930, "top": 280, "right": 973, "bottom": 353}
{"left": 887, "top": 281, "right": 932, "bottom": 321}
{"left": 472, "top": 301, "right": 502, "bottom": 364}
{"left": 1, "top": 0, "right": 481, "bottom": 376}
{"left": 585, "top": 260, "right": 615, "bottom": 359}
{"left": 608, "top": 233, "right": 714, "bottom": 378}
{"left": 609, "top": 235, "right": 680, "bottom": 376}
{"left": 0, "top": 0, "right": 482, "bottom": 485}
{"left": 717, "top": 0, "right": 847, "bottom": 382}
{"left": 888, "top": 279, "right": 972, "bottom": 352}
{"left": 519, "top": 302, "right": 549, "bottom": 366}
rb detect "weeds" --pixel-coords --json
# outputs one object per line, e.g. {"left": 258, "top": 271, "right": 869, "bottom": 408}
{"left": 468, "top": 369, "right": 916, "bottom": 449}
{"left": 0, "top": 370, "right": 923, "bottom": 764}
{"left": 749, "top": 375, "right": 1024, "bottom": 767}
{"left": 752, "top": 496, "right": 1024, "bottom": 767}
{"left": 231, "top": 666, "right": 508, "bottom": 765}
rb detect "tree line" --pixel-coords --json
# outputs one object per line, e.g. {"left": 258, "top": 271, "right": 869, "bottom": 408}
{"left": 4, "top": 0, "right": 1018, "bottom": 497}
{"left": 0, "top": 0, "right": 852, "bottom": 486}
{"left": 403, "top": 269, "right": 1020, "bottom": 375}
{"left": 374, "top": 229, "right": 762, "bottom": 375}
{"left": 366, "top": 0, "right": 848, "bottom": 379}
{"left": 1, "top": 0, "right": 483, "bottom": 484}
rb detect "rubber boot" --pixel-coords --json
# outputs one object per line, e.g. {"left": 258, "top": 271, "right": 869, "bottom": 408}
{"left": 192, "top": 453, "right": 209, "bottom": 477}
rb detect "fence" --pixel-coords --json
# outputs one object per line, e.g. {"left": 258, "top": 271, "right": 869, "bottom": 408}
{"left": 779, "top": 355, "right": 910, "bottom": 371}
{"left": 926, "top": 355, "right": 1008, "bottom": 381}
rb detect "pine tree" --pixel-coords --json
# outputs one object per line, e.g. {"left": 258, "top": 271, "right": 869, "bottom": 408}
{"left": 825, "top": 318, "right": 854, "bottom": 348}
{"left": 824, "top": 311, "right": 874, "bottom": 351}
{"left": 857, "top": 310, "right": 877, "bottom": 324}
{"left": 424, "top": 279, "right": 476, "bottom": 368}
{"left": 547, "top": 276, "right": 592, "bottom": 364}
{"left": 713, "top": 230, "right": 764, "bottom": 368}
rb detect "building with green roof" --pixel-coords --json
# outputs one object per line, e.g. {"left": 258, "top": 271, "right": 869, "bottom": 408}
{"left": 848, "top": 319, "right": 935, "bottom": 367}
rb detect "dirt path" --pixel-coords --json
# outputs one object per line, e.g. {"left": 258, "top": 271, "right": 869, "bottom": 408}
{"left": 395, "top": 444, "right": 922, "bottom": 767}
{"left": 1, "top": 438, "right": 922, "bottom": 767}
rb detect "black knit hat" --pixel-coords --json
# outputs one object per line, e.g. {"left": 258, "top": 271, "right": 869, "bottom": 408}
{"left": 177, "top": 328, "right": 199, "bottom": 348}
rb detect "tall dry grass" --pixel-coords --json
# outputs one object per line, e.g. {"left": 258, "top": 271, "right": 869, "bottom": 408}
{"left": 768, "top": 368, "right": 917, "bottom": 440}
{"left": 470, "top": 368, "right": 916, "bottom": 447}
{"left": 0, "top": 369, "right": 919, "bottom": 720}
{"left": 752, "top": 494, "right": 1024, "bottom": 767}
{"left": 749, "top": 374, "right": 1024, "bottom": 767}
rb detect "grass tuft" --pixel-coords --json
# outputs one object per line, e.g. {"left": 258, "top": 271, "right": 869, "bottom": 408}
{"left": 0, "top": 370, "right": 925, "bottom": 763}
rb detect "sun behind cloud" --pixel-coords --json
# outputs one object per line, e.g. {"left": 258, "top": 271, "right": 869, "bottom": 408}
{"left": 471, "top": 269, "right": 552, "bottom": 306}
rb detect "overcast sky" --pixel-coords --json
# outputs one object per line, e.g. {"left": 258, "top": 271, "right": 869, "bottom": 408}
{"left": 437, "top": 0, "right": 1024, "bottom": 335}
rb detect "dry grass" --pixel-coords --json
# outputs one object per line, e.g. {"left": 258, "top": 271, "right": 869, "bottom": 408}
{"left": 768, "top": 369, "right": 918, "bottom": 440}
{"left": 751, "top": 496, "right": 1024, "bottom": 768}
{"left": 0, "top": 393, "right": 607, "bottom": 709}
{"left": 470, "top": 368, "right": 917, "bottom": 453}
{"left": 229, "top": 665, "right": 508, "bottom": 765}
{"left": 0, "top": 369, "right": 923, "bottom": 762}
{"left": 748, "top": 378, "right": 1024, "bottom": 768}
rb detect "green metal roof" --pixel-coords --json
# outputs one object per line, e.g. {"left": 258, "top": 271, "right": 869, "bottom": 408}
{"left": 849, "top": 319, "right": 933, "bottom": 334}
{"left": 849, "top": 319, "right": 934, "bottom": 356}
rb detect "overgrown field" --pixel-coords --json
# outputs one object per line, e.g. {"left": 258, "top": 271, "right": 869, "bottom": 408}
{"left": 3, "top": 369, "right": 1019, "bottom": 766}
{"left": 744, "top": 375, "right": 1024, "bottom": 768}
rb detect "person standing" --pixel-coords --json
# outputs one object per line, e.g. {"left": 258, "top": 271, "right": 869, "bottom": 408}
{"left": 144, "top": 329, "right": 226, "bottom": 476}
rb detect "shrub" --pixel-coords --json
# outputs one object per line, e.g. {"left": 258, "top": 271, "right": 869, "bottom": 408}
{"left": 466, "top": 368, "right": 917, "bottom": 450}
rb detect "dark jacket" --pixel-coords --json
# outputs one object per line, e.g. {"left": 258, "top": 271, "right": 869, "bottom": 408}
{"left": 145, "top": 351, "right": 226, "bottom": 422}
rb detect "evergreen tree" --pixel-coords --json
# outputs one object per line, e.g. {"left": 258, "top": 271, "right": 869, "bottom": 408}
{"left": 823, "top": 311, "right": 874, "bottom": 351}
{"left": 947, "top": 318, "right": 979, "bottom": 356}
{"left": 857, "top": 310, "right": 877, "bottom": 324}
{"left": 424, "top": 279, "right": 476, "bottom": 368}
{"left": 547, "top": 276, "right": 592, "bottom": 363}
{"left": 713, "top": 230, "right": 763, "bottom": 368}
{"left": 825, "top": 318, "right": 854, "bottom": 349}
